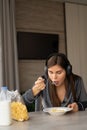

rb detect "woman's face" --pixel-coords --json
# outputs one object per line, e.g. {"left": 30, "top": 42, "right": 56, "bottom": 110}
{"left": 48, "top": 64, "right": 66, "bottom": 87}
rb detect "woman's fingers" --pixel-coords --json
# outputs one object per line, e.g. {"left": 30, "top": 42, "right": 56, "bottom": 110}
{"left": 35, "top": 77, "right": 44, "bottom": 84}
{"left": 68, "top": 102, "right": 78, "bottom": 112}
{"left": 32, "top": 77, "right": 46, "bottom": 96}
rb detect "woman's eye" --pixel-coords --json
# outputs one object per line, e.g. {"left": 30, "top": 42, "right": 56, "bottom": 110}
{"left": 49, "top": 71, "right": 53, "bottom": 74}
{"left": 48, "top": 71, "right": 62, "bottom": 75}
{"left": 56, "top": 71, "right": 62, "bottom": 74}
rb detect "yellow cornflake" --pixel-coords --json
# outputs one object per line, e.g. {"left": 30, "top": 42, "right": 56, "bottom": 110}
{"left": 11, "top": 101, "right": 29, "bottom": 121}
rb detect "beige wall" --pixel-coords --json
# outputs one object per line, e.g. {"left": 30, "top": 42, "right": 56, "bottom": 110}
{"left": 15, "top": 0, "right": 66, "bottom": 92}
{"left": 65, "top": 3, "right": 87, "bottom": 91}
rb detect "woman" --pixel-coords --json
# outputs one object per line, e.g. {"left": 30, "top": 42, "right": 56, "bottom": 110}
{"left": 23, "top": 53, "right": 87, "bottom": 112}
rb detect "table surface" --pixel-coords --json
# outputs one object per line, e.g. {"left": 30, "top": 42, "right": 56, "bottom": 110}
{"left": 0, "top": 110, "right": 87, "bottom": 130}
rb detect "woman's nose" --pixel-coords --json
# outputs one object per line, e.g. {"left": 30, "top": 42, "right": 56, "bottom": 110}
{"left": 52, "top": 73, "right": 57, "bottom": 79}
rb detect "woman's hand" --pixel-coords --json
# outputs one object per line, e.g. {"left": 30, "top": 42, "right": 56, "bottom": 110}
{"left": 32, "top": 77, "right": 46, "bottom": 96}
{"left": 68, "top": 102, "right": 79, "bottom": 112}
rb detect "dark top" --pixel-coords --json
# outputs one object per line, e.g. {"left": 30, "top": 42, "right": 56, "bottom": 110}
{"left": 23, "top": 74, "right": 87, "bottom": 111}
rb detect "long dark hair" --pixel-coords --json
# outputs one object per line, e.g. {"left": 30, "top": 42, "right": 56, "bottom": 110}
{"left": 46, "top": 53, "right": 76, "bottom": 106}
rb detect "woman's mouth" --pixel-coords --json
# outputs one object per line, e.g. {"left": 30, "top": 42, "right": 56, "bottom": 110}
{"left": 52, "top": 81, "right": 59, "bottom": 86}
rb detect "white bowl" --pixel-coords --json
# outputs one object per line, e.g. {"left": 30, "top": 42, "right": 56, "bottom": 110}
{"left": 43, "top": 107, "right": 73, "bottom": 116}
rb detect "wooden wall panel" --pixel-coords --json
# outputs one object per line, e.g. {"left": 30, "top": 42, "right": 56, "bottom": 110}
{"left": 16, "top": 0, "right": 64, "bottom": 33}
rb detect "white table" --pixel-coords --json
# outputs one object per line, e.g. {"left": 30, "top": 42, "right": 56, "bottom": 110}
{"left": 0, "top": 110, "right": 87, "bottom": 130}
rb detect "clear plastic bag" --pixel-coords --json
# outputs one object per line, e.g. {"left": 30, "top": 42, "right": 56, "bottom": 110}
{"left": 8, "top": 90, "right": 29, "bottom": 121}
{"left": 8, "top": 90, "right": 23, "bottom": 103}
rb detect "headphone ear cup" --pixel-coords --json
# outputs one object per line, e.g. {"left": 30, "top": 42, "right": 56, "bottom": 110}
{"left": 67, "top": 65, "right": 72, "bottom": 75}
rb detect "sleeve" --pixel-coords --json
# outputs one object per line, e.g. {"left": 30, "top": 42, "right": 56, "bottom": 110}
{"left": 75, "top": 76, "right": 87, "bottom": 110}
{"left": 77, "top": 101, "right": 87, "bottom": 111}
{"left": 22, "top": 89, "right": 42, "bottom": 111}
{"left": 22, "top": 89, "right": 35, "bottom": 104}
{"left": 22, "top": 89, "right": 36, "bottom": 111}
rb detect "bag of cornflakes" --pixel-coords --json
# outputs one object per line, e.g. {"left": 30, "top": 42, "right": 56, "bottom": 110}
{"left": 8, "top": 90, "right": 29, "bottom": 121}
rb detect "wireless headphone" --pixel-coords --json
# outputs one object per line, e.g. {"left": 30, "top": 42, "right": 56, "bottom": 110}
{"left": 44, "top": 53, "right": 72, "bottom": 76}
